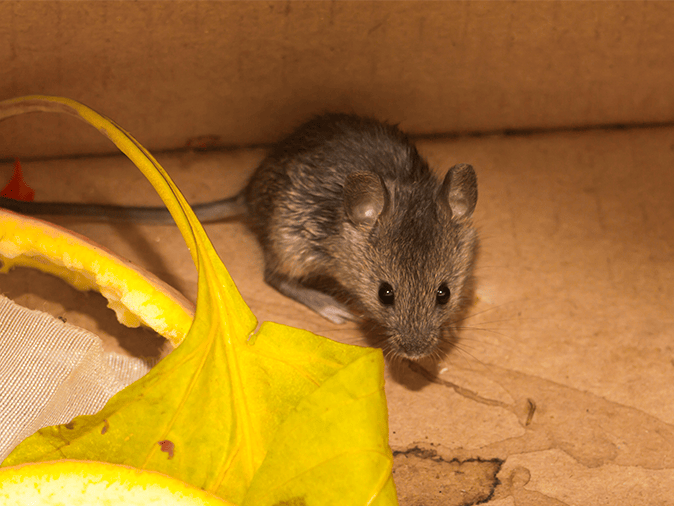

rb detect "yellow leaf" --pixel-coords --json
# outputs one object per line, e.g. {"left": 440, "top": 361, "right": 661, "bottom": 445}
{"left": 0, "top": 96, "right": 398, "bottom": 505}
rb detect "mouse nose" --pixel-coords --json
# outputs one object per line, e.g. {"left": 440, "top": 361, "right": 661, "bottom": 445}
{"left": 393, "top": 327, "right": 440, "bottom": 360}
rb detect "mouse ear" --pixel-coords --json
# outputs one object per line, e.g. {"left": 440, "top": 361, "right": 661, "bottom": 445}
{"left": 343, "top": 171, "right": 389, "bottom": 227}
{"left": 439, "top": 163, "right": 477, "bottom": 219}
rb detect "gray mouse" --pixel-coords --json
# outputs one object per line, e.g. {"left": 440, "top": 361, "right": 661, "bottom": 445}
{"left": 0, "top": 114, "right": 478, "bottom": 359}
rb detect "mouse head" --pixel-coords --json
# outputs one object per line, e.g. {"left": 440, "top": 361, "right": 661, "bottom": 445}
{"left": 341, "top": 163, "right": 478, "bottom": 360}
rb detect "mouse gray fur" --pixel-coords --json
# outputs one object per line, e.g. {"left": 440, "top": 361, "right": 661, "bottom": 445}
{"left": 0, "top": 114, "right": 478, "bottom": 359}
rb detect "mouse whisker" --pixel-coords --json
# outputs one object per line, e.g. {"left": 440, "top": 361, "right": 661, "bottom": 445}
{"left": 453, "top": 325, "right": 511, "bottom": 339}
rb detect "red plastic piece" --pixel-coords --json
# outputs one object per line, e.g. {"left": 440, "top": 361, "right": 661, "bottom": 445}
{"left": 1, "top": 158, "right": 35, "bottom": 202}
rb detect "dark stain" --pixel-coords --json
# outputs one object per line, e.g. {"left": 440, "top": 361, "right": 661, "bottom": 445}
{"left": 393, "top": 445, "right": 503, "bottom": 506}
{"left": 273, "top": 497, "right": 306, "bottom": 506}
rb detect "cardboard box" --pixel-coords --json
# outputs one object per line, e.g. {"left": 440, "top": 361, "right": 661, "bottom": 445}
{"left": 2, "top": 1, "right": 674, "bottom": 156}
{"left": 1, "top": 2, "right": 673, "bottom": 504}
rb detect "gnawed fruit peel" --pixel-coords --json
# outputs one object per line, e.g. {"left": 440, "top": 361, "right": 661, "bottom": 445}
{"left": 0, "top": 460, "right": 234, "bottom": 506}
{"left": 0, "top": 209, "right": 193, "bottom": 346}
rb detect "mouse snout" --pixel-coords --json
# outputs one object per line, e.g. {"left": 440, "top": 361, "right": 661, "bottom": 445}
{"left": 388, "top": 323, "right": 441, "bottom": 360}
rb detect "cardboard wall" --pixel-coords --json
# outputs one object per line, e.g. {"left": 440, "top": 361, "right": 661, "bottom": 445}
{"left": 1, "top": 1, "right": 674, "bottom": 158}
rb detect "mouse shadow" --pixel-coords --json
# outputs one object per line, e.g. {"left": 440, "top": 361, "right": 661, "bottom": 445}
{"left": 357, "top": 320, "right": 455, "bottom": 392}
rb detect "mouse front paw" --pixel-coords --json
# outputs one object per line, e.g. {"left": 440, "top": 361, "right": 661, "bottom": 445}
{"left": 270, "top": 277, "right": 354, "bottom": 324}
{"left": 314, "top": 301, "right": 354, "bottom": 325}
{"left": 293, "top": 289, "right": 354, "bottom": 324}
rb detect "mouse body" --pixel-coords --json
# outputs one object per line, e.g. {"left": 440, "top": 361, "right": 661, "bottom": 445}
{"left": 1, "top": 113, "right": 478, "bottom": 359}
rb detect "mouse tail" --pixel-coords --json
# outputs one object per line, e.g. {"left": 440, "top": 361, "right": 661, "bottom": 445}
{"left": 0, "top": 193, "right": 246, "bottom": 225}
{"left": 191, "top": 193, "right": 247, "bottom": 223}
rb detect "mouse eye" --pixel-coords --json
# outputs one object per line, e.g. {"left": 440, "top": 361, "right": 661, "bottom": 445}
{"left": 436, "top": 284, "right": 450, "bottom": 305}
{"left": 378, "top": 282, "right": 395, "bottom": 306}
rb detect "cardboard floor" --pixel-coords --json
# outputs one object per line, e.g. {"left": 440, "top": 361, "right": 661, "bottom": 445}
{"left": 1, "top": 125, "right": 673, "bottom": 505}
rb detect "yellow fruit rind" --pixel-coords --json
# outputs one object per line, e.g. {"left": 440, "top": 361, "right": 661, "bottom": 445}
{"left": 0, "top": 460, "right": 234, "bottom": 506}
{"left": 0, "top": 210, "right": 194, "bottom": 347}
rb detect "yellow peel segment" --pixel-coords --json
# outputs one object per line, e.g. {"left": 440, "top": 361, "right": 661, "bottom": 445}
{"left": 0, "top": 460, "right": 233, "bottom": 506}
{"left": 0, "top": 209, "right": 194, "bottom": 347}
